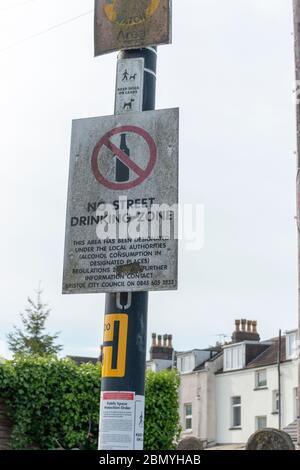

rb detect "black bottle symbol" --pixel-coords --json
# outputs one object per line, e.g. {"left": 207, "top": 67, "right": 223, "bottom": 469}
{"left": 115, "top": 133, "right": 130, "bottom": 182}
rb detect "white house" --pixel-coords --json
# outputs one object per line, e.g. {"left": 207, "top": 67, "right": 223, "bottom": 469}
{"left": 178, "top": 348, "right": 223, "bottom": 446}
{"left": 147, "top": 321, "right": 299, "bottom": 447}
{"left": 177, "top": 319, "right": 299, "bottom": 447}
{"left": 215, "top": 324, "right": 299, "bottom": 445}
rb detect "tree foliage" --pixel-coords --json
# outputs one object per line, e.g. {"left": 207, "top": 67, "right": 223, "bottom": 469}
{"left": 0, "top": 357, "right": 180, "bottom": 450}
{"left": 0, "top": 356, "right": 100, "bottom": 449}
{"left": 7, "top": 287, "right": 62, "bottom": 357}
{"left": 144, "top": 369, "right": 181, "bottom": 450}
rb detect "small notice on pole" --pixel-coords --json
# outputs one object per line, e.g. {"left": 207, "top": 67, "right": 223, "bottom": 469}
{"left": 99, "top": 391, "right": 144, "bottom": 450}
{"left": 94, "top": 0, "right": 172, "bottom": 56}
{"left": 115, "top": 58, "right": 144, "bottom": 115}
{"left": 134, "top": 395, "right": 145, "bottom": 450}
{"left": 99, "top": 391, "right": 135, "bottom": 450}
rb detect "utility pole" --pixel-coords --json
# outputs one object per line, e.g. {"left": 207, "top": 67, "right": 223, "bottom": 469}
{"left": 277, "top": 330, "right": 282, "bottom": 430}
{"left": 293, "top": 0, "right": 300, "bottom": 448}
{"left": 98, "top": 44, "right": 162, "bottom": 449}
{"left": 63, "top": 1, "right": 176, "bottom": 450}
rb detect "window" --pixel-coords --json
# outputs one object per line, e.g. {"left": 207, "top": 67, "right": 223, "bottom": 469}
{"left": 256, "top": 416, "right": 267, "bottom": 431}
{"left": 231, "top": 396, "right": 241, "bottom": 428}
{"left": 184, "top": 403, "right": 192, "bottom": 431}
{"left": 178, "top": 355, "right": 194, "bottom": 373}
{"left": 286, "top": 332, "right": 298, "bottom": 360}
{"left": 272, "top": 390, "right": 280, "bottom": 413}
{"left": 224, "top": 345, "right": 244, "bottom": 371}
{"left": 294, "top": 388, "right": 299, "bottom": 420}
{"left": 225, "top": 348, "right": 232, "bottom": 370}
{"left": 255, "top": 370, "right": 267, "bottom": 388}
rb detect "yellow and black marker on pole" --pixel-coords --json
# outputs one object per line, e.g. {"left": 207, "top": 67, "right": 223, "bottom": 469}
{"left": 102, "top": 292, "right": 148, "bottom": 390}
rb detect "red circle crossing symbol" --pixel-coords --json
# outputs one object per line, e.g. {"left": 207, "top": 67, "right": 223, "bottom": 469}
{"left": 91, "top": 126, "right": 157, "bottom": 190}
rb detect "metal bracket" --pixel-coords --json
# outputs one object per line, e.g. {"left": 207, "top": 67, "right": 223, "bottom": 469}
{"left": 116, "top": 292, "right": 132, "bottom": 310}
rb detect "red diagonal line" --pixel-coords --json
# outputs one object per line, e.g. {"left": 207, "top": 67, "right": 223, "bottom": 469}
{"left": 103, "top": 137, "right": 145, "bottom": 177}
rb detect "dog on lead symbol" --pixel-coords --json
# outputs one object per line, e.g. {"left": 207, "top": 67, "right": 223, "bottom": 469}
{"left": 123, "top": 98, "right": 135, "bottom": 110}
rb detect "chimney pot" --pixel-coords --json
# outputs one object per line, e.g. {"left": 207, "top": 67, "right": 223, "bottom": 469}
{"left": 235, "top": 320, "right": 241, "bottom": 332}
{"left": 150, "top": 334, "right": 173, "bottom": 361}
{"left": 231, "top": 319, "right": 260, "bottom": 343}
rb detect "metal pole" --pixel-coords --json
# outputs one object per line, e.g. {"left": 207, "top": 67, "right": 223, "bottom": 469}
{"left": 98, "top": 47, "right": 157, "bottom": 451}
{"left": 293, "top": 0, "right": 300, "bottom": 448}
{"left": 277, "top": 330, "right": 282, "bottom": 430}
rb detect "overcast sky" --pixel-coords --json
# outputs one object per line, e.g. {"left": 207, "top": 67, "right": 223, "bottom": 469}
{"left": 0, "top": 0, "right": 298, "bottom": 359}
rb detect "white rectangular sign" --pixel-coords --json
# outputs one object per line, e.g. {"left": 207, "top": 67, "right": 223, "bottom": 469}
{"left": 98, "top": 392, "right": 145, "bottom": 450}
{"left": 62, "top": 108, "right": 179, "bottom": 294}
{"left": 134, "top": 395, "right": 145, "bottom": 450}
{"left": 99, "top": 391, "right": 135, "bottom": 450}
{"left": 115, "top": 58, "right": 144, "bottom": 115}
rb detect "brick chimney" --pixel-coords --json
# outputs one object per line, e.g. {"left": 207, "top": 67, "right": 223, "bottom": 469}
{"left": 231, "top": 319, "right": 260, "bottom": 343}
{"left": 150, "top": 333, "right": 174, "bottom": 361}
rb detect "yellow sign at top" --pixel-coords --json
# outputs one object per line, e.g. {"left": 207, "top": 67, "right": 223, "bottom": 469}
{"left": 104, "top": 0, "right": 161, "bottom": 26}
{"left": 95, "top": 0, "right": 172, "bottom": 56}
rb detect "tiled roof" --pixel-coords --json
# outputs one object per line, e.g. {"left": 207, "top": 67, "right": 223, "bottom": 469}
{"left": 67, "top": 355, "right": 99, "bottom": 365}
{"left": 193, "top": 351, "right": 223, "bottom": 371}
{"left": 246, "top": 337, "right": 286, "bottom": 369}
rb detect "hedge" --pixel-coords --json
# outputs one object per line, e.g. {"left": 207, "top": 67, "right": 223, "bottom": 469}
{"left": 0, "top": 356, "right": 180, "bottom": 450}
{"left": 144, "top": 369, "right": 181, "bottom": 450}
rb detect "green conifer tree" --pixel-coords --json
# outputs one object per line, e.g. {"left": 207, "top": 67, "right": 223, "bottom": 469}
{"left": 7, "top": 286, "right": 62, "bottom": 356}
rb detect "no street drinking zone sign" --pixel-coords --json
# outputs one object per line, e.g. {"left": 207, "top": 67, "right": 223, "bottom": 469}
{"left": 63, "top": 108, "right": 179, "bottom": 294}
